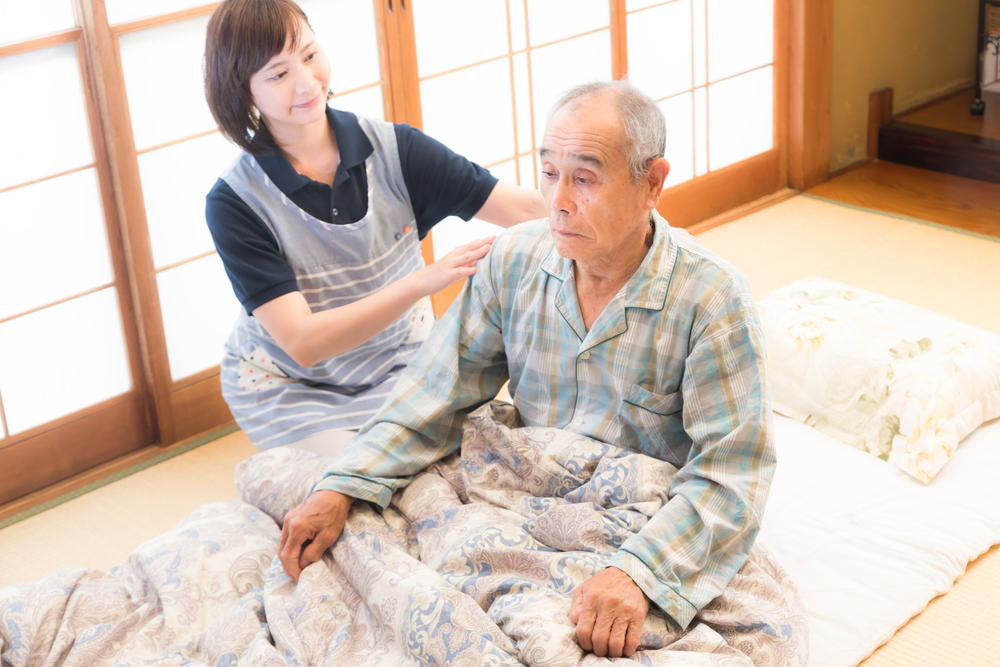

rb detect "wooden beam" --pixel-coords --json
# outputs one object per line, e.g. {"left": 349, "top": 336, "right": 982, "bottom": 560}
{"left": 658, "top": 149, "right": 783, "bottom": 227}
{"left": 109, "top": 3, "right": 218, "bottom": 34}
{"left": 75, "top": 0, "right": 176, "bottom": 444}
{"left": 868, "top": 87, "right": 894, "bottom": 160}
{"left": 169, "top": 372, "right": 234, "bottom": 442}
{"left": 0, "top": 28, "right": 80, "bottom": 59}
{"left": 611, "top": 0, "right": 628, "bottom": 80}
{"left": 787, "top": 0, "right": 832, "bottom": 189}
{"left": 0, "top": 395, "right": 148, "bottom": 507}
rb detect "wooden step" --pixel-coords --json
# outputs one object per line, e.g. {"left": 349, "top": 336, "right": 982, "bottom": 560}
{"left": 878, "top": 120, "right": 1000, "bottom": 184}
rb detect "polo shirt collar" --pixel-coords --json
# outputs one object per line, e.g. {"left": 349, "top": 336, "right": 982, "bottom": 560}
{"left": 540, "top": 210, "right": 677, "bottom": 311}
{"left": 252, "top": 106, "right": 375, "bottom": 193}
{"left": 328, "top": 107, "right": 374, "bottom": 188}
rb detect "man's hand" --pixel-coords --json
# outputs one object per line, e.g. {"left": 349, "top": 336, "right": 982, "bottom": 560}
{"left": 278, "top": 490, "right": 353, "bottom": 581}
{"left": 569, "top": 566, "right": 649, "bottom": 658}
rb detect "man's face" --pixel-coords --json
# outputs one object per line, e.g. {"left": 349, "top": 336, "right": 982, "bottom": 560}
{"left": 538, "top": 94, "right": 661, "bottom": 267}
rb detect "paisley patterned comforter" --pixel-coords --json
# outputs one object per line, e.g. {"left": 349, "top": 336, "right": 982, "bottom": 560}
{"left": 0, "top": 403, "right": 807, "bottom": 665}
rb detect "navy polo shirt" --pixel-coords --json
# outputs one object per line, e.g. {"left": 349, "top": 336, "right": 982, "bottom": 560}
{"left": 206, "top": 107, "right": 498, "bottom": 314}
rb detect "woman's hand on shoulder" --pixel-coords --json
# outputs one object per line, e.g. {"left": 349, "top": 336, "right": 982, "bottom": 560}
{"left": 412, "top": 236, "right": 495, "bottom": 296}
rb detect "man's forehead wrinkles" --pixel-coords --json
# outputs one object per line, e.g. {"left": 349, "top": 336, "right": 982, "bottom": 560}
{"left": 569, "top": 152, "right": 605, "bottom": 168}
{"left": 540, "top": 135, "right": 614, "bottom": 167}
{"left": 544, "top": 128, "right": 614, "bottom": 146}
{"left": 539, "top": 148, "right": 606, "bottom": 169}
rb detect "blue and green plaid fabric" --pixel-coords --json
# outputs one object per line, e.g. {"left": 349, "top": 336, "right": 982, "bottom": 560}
{"left": 315, "top": 212, "right": 775, "bottom": 629}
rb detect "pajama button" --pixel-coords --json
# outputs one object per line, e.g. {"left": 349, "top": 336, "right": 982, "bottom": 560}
{"left": 395, "top": 232, "right": 402, "bottom": 241}
{"left": 332, "top": 207, "right": 339, "bottom": 216}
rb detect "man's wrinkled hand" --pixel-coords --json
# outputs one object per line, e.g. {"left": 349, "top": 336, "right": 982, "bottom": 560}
{"left": 278, "top": 490, "right": 353, "bottom": 581}
{"left": 569, "top": 566, "right": 649, "bottom": 658}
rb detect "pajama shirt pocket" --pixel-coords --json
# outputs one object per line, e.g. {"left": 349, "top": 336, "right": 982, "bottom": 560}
{"left": 617, "top": 384, "right": 690, "bottom": 465}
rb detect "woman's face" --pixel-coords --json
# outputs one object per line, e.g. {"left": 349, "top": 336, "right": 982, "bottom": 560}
{"left": 249, "top": 18, "right": 331, "bottom": 135}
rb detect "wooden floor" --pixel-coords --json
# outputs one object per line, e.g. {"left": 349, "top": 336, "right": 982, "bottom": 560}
{"left": 807, "top": 160, "right": 1000, "bottom": 239}
{"left": 896, "top": 87, "right": 1000, "bottom": 141}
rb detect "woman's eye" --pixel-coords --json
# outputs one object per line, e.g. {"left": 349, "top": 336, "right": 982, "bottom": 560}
{"left": 541, "top": 170, "right": 556, "bottom": 179}
{"left": 270, "top": 71, "right": 287, "bottom": 81}
{"left": 305, "top": 52, "right": 316, "bottom": 62}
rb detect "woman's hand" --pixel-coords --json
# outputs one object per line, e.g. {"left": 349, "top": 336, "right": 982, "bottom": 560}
{"left": 413, "top": 236, "right": 495, "bottom": 296}
{"left": 251, "top": 236, "right": 494, "bottom": 367}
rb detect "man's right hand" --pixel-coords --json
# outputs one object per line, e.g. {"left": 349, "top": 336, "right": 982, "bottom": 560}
{"left": 278, "top": 490, "right": 354, "bottom": 581}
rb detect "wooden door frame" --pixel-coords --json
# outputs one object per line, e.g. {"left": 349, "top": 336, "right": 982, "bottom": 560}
{"left": 657, "top": 0, "right": 832, "bottom": 225}
{"left": 77, "top": 0, "right": 175, "bottom": 444}
{"left": 787, "top": 0, "right": 832, "bottom": 190}
{"left": 92, "top": 1, "right": 235, "bottom": 447}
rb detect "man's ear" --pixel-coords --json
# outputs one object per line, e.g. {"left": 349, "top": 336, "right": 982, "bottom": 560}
{"left": 644, "top": 158, "right": 670, "bottom": 209}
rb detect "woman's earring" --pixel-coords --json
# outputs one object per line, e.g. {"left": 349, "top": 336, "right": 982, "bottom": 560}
{"left": 327, "top": 89, "right": 335, "bottom": 99}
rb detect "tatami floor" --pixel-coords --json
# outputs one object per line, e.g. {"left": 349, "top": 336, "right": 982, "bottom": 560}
{"left": 1, "top": 160, "right": 997, "bottom": 665}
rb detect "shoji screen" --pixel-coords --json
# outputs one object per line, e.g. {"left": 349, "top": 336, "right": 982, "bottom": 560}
{"left": 404, "top": 0, "right": 785, "bottom": 311}
{"left": 410, "top": 0, "right": 615, "bottom": 309}
{"left": 0, "top": 1, "right": 152, "bottom": 506}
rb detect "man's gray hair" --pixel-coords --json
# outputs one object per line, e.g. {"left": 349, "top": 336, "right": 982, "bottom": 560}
{"left": 550, "top": 81, "right": 666, "bottom": 182}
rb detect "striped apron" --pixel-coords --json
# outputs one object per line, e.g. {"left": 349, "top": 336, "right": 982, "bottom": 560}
{"left": 218, "top": 117, "right": 433, "bottom": 449}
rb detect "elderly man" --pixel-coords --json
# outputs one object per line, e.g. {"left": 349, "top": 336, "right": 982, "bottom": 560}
{"left": 278, "top": 81, "right": 774, "bottom": 659}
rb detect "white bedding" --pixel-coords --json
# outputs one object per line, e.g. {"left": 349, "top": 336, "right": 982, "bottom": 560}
{"left": 759, "top": 414, "right": 1000, "bottom": 667}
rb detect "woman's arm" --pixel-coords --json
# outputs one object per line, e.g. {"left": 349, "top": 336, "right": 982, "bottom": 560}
{"left": 253, "top": 237, "right": 493, "bottom": 367}
{"left": 473, "top": 181, "right": 546, "bottom": 228}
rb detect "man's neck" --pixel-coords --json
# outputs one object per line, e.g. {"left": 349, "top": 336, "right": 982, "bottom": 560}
{"left": 574, "top": 217, "right": 654, "bottom": 330}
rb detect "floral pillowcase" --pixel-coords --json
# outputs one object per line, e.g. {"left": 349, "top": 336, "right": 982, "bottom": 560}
{"left": 759, "top": 277, "right": 1000, "bottom": 483}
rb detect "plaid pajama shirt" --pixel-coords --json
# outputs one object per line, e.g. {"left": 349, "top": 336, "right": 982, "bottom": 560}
{"left": 315, "top": 212, "right": 775, "bottom": 629}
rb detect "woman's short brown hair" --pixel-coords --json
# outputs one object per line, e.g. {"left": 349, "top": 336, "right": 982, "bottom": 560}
{"left": 204, "top": 0, "right": 310, "bottom": 154}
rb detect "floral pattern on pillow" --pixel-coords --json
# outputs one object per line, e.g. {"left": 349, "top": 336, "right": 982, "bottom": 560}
{"left": 759, "top": 277, "right": 1000, "bottom": 483}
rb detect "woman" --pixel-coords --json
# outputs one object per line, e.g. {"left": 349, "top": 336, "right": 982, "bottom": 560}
{"left": 203, "top": 0, "right": 543, "bottom": 453}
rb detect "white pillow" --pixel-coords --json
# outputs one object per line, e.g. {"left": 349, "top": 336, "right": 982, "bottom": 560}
{"left": 759, "top": 277, "right": 1000, "bottom": 483}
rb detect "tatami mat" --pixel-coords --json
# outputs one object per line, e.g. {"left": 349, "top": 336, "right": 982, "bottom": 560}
{"left": 858, "top": 544, "right": 1000, "bottom": 666}
{"left": 0, "top": 429, "right": 257, "bottom": 587}
{"left": 697, "top": 194, "right": 1000, "bottom": 334}
{"left": 0, "top": 194, "right": 997, "bottom": 663}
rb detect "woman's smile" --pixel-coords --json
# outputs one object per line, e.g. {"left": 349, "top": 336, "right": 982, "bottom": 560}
{"left": 293, "top": 93, "right": 322, "bottom": 109}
